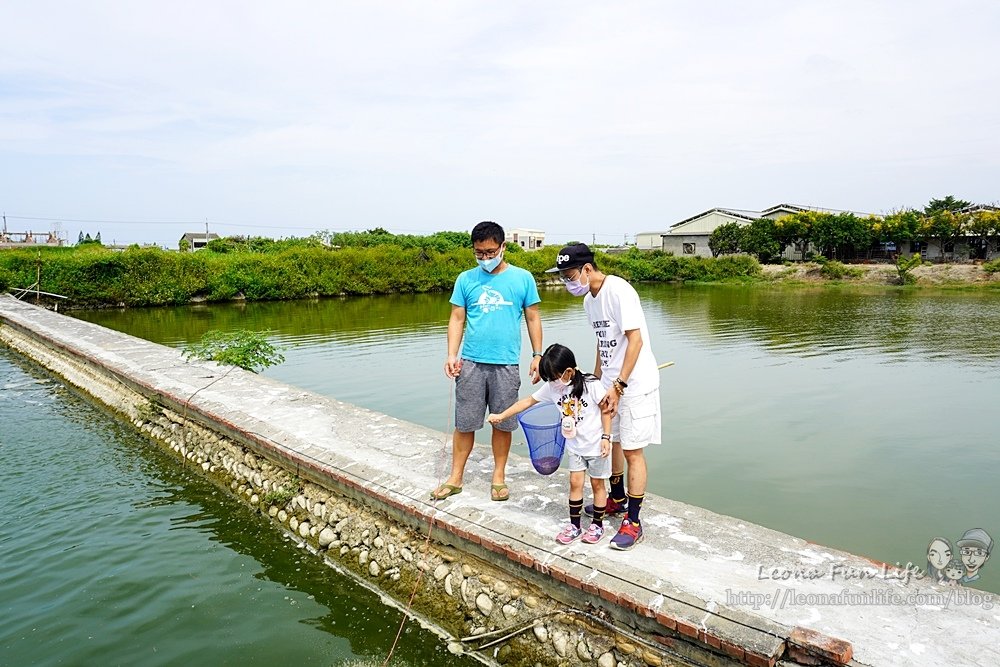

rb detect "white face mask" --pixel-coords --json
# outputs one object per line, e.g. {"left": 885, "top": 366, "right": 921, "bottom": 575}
{"left": 551, "top": 369, "right": 573, "bottom": 389}
{"left": 477, "top": 249, "right": 503, "bottom": 272}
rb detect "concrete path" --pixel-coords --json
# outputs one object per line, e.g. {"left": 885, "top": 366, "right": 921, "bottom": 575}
{"left": 2, "top": 294, "right": 998, "bottom": 667}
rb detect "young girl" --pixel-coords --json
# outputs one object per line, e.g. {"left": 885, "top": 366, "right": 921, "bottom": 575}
{"left": 488, "top": 343, "right": 613, "bottom": 545}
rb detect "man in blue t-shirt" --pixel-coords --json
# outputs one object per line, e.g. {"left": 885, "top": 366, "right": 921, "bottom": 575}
{"left": 431, "top": 221, "right": 543, "bottom": 502}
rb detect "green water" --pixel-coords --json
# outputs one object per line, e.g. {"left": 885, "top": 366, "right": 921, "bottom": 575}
{"left": 70, "top": 284, "right": 1000, "bottom": 597}
{"left": 0, "top": 349, "right": 480, "bottom": 667}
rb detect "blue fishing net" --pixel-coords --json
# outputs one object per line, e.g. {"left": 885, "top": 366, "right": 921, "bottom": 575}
{"left": 517, "top": 403, "right": 565, "bottom": 475}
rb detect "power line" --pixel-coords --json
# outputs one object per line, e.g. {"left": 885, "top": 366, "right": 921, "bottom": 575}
{"left": 4, "top": 214, "right": 632, "bottom": 242}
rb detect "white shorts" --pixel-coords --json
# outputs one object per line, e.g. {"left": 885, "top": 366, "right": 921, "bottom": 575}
{"left": 566, "top": 451, "right": 612, "bottom": 479}
{"left": 611, "top": 388, "right": 661, "bottom": 450}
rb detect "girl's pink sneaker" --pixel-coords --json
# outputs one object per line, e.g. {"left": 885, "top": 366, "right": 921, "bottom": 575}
{"left": 555, "top": 524, "right": 582, "bottom": 545}
{"left": 581, "top": 523, "right": 605, "bottom": 544}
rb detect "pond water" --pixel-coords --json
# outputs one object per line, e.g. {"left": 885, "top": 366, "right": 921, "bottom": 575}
{"left": 0, "top": 348, "right": 481, "bottom": 667}
{"left": 70, "top": 283, "right": 1000, "bottom": 597}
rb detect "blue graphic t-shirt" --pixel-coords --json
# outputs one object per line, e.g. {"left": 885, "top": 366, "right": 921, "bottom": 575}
{"left": 450, "top": 264, "right": 540, "bottom": 365}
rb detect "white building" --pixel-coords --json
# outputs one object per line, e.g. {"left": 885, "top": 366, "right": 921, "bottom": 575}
{"left": 505, "top": 228, "right": 545, "bottom": 250}
{"left": 660, "top": 203, "right": 873, "bottom": 258}
{"left": 179, "top": 232, "right": 220, "bottom": 252}
{"left": 634, "top": 231, "right": 665, "bottom": 250}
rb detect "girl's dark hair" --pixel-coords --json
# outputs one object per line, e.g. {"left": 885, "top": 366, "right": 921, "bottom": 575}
{"left": 538, "top": 343, "right": 595, "bottom": 400}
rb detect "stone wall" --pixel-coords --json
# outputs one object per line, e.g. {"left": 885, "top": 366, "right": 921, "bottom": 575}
{"left": 0, "top": 320, "right": 717, "bottom": 667}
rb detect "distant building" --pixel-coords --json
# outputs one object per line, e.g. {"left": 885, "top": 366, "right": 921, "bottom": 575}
{"left": 0, "top": 231, "right": 66, "bottom": 250}
{"left": 659, "top": 203, "right": 874, "bottom": 258}
{"left": 634, "top": 232, "right": 666, "bottom": 250}
{"left": 505, "top": 228, "right": 545, "bottom": 250}
{"left": 179, "top": 232, "right": 220, "bottom": 252}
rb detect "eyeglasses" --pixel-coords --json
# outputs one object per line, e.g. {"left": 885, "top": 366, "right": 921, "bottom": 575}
{"left": 961, "top": 547, "right": 988, "bottom": 557}
{"left": 558, "top": 270, "right": 581, "bottom": 283}
{"left": 473, "top": 247, "right": 502, "bottom": 259}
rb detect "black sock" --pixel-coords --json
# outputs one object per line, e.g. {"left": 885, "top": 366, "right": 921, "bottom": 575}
{"left": 569, "top": 498, "right": 583, "bottom": 529}
{"left": 627, "top": 493, "right": 644, "bottom": 524}
{"left": 591, "top": 504, "right": 606, "bottom": 527}
{"left": 609, "top": 471, "right": 626, "bottom": 505}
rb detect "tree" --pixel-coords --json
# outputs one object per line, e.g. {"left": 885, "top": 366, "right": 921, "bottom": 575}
{"left": 920, "top": 210, "right": 965, "bottom": 261}
{"left": 965, "top": 210, "right": 1000, "bottom": 260}
{"left": 179, "top": 238, "right": 191, "bottom": 252}
{"left": 740, "top": 218, "right": 782, "bottom": 263}
{"left": 772, "top": 212, "right": 814, "bottom": 261}
{"left": 708, "top": 222, "right": 744, "bottom": 257}
{"left": 809, "top": 213, "right": 844, "bottom": 259}
{"left": 879, "top": 209, "right": 922, "bottom": 245}
{"left": 924, "top": 196, "right": 971, "bottom": 215}
{"left": 896, "top": 253, "right": 922, "bottom": 284}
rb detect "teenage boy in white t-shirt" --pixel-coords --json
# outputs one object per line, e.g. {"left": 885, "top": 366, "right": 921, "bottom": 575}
{"left": 546, "top": 244, "right": 661, "bottom": 550}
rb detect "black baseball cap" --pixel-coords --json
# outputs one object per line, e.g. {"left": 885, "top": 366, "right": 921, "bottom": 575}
{"left": 545, "top": 244, "right": 595, "bottom": 273}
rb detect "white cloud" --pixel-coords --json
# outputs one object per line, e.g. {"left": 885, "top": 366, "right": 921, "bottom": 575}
{"left": 1, "top": 1, "right": 999, "bottom": 245}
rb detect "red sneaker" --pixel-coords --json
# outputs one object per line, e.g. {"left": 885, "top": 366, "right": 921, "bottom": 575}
{"left": 584, "top": 496, "right": 627, "bottom": 518}
{"left": 610, "top": 519, "right": 643, "bottom": 551}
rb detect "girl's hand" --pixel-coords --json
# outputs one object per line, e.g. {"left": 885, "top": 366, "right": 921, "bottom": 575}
{"left": 487, "top": 413, "right": 504, "bottom": 425}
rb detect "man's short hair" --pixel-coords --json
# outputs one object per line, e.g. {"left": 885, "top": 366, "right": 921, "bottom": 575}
{"left": 471, "top": 221, "right": 505, "bottom": 246}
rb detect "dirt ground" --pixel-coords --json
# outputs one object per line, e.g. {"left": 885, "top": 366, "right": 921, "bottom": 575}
{"left": 760, "top": 262, "right": 1000, "bottom": 286}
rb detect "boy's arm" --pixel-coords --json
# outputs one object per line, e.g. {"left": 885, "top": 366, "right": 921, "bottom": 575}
{"left": 488, "top": 396, "right": 539, "bottom": 424}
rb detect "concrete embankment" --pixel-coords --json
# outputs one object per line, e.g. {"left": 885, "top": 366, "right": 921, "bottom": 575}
{"left": 2, "top": 293, "right": 997, "bottom": 667}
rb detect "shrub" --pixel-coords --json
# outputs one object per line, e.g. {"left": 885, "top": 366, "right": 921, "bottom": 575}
{"left": 820, "top": 260, "right": 863, "bottom": 280}
{"left": 983, "top": 258, "right": 1000, "bottom": 274}
{"left": 183, "top": 329, "right": 284, "bottom": 372}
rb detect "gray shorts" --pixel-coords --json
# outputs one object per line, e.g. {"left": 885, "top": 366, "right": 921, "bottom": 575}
{"left": 566, "top": 451, "right": 612, "bottom": 479}
{"left": 454, "top": 360, "right": 521, "bottom": 432}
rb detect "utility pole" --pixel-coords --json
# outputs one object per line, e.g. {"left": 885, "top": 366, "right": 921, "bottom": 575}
{"left": 205, "top": 219, "right": 210, "bottom": 247}
{"left": 2, "top": 212, "right": 7, "bottom": 235}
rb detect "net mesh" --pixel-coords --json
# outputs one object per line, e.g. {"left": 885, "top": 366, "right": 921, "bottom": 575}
{"left": 517, "top": 403, "right": 565, "bottom": 475}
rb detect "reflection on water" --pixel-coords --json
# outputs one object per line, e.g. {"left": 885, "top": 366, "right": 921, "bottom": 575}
{"left": 73, "top": 285, "right": 1000, "bottom": 595}
{"left": 0, "top": 349, "right": 478, "bottom": 667}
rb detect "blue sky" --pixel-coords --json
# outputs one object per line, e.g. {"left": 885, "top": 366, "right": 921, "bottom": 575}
{"left": 2, "top": 1, "right": 999, "bottom": 248}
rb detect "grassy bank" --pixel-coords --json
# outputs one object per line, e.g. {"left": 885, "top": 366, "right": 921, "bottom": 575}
{"left": 0, "top": 244, "right": 995, "bottom": 308}
{"left": 0, "top": 245, "right": 761, "bottom": 308}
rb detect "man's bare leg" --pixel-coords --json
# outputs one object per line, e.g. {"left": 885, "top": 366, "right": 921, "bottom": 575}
{"left": 443, "top": 429, "right": 475, "bottom": 488}
{"left": 490, "top": 427, "right": 512, "bottom": 499}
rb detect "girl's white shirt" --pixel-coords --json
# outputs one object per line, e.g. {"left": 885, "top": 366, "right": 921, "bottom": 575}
{"left": 531, "top": 379, "right": 605, "bottom": 457}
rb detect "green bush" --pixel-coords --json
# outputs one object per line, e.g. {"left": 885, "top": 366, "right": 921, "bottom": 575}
{"left": 183, "top": 329, "right": 284, "bottom": 372}
{"left": 983, "top": 258, "right": 1000, "bottom": 274}
{"left": 1, "top": 239, "right": 767, "bottom": 308}
{"left": 820, "top": 260, "right": 863, "bottom": 280}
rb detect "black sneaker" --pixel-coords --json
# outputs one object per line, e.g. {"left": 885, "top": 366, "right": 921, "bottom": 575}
{"left": 584, "top": 496, "right": 627, "bottom": 518}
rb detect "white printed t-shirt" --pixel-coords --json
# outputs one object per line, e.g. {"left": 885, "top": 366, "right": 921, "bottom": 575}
{"left": 583, "top": 275, "right": 659, "bottom": 395}
{"left": 531, "top": 379, "right": 606, "bottom": 458}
